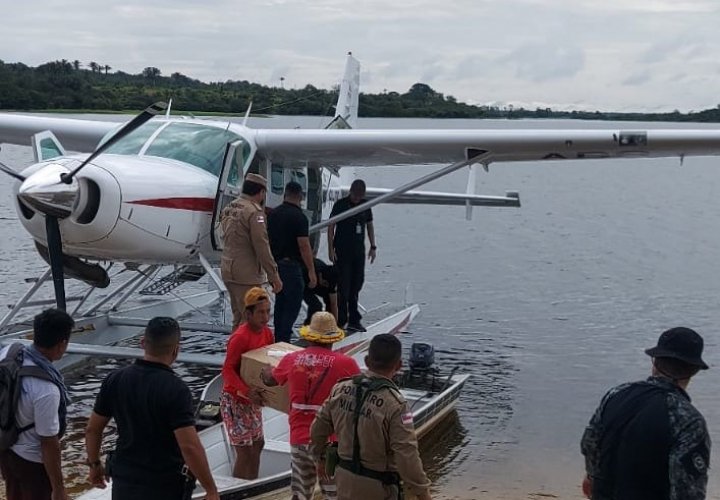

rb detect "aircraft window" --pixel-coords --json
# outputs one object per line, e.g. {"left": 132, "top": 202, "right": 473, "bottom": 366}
{"left": 103, "top": 122, "right": 164, "bottom": 155}
{"left": 145, "top": 123, "right": 241, "bottom": 176}
{"left": 271, "top": 164, "right": 284, "bottom": 194}
{"left": 39, "top": 138, "right": 63, "bottom": 160}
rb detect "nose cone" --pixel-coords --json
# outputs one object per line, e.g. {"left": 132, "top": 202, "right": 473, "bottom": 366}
{"left": 18, "top": 164, "right": 79, "bottom": 219}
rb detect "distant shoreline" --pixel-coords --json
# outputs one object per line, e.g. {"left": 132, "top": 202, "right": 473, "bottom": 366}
{"left": 2, "top": 60, "right": 720, "bottom": 122}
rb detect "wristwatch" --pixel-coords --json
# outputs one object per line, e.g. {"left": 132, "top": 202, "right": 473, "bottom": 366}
{"left": 370, "top": 245, "right": 377, "bottom": 250}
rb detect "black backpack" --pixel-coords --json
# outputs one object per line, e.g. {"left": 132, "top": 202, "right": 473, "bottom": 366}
{"left": 0, "top": 343, "right": 53, "bottom": 451}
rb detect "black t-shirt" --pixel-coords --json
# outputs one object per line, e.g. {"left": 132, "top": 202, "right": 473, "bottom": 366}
{"left": 330, "top": 196, "right": 373, "bottom": 252}
{"left": 268, "top": 201, "right": 309, "bottom": 262}
{"left": 305, "top": 258, "right": 338, "bottom": 299}
{"left": 93, "top": 359, "right": 195, "bottom": 486}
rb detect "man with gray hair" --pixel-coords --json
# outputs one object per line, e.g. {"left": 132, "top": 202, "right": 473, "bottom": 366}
{"left": 581, "top": 327, "right": 710, "bottom": 500}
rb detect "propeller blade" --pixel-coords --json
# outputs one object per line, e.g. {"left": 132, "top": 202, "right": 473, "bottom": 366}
{"left": 61, "top": 101, "right": 167, "bottom": 184}
{"left": 45, "top": 215, "right": 67, "bottom": 311}
{"left": 0, "top": 160, "right": 26, "bottom": 182}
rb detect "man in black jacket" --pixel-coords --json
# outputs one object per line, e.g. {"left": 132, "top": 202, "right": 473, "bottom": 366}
{"left": 581, "top": 327, "right": 710, "bottom": 500}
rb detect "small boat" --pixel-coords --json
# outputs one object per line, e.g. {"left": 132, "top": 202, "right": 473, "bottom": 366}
{"left": 191, "top": 349, "right": 469, "bottom": 499}
{"left": 77, "top": 306, "right": 469, "bottom": 499}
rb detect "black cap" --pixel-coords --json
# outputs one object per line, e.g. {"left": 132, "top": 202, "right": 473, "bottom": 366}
{"left": 645, "top": 327, "right": 708, "bottom": 370}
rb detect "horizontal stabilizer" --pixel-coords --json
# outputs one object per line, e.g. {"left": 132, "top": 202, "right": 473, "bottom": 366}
{"left": 350, "top": 186, "right": 521, "bottom": 207}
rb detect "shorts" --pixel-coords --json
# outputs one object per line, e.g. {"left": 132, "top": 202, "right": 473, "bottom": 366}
{"left": 220, "top": 391, "right": 264, "bottom": 446}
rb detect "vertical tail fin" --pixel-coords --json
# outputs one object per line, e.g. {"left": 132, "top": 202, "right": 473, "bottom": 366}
{"left": 326, "top": 52, "right": 360, "bottom": 130}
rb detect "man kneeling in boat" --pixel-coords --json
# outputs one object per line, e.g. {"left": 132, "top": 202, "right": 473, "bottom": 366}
{"left": 310, "top": 334, "right": 432, "bottom": 500}
{"left": 220, "top": 287, "right": 274, "bottom": 479}
{"left": 261, "top": 312, "right": 361, "bottom": 499}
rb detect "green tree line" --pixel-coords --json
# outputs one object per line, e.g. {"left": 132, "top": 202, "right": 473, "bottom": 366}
{"left": 1, "top": 59, "right": 720, "bottom": 122}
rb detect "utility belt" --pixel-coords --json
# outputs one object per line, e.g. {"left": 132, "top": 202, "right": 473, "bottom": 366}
{"left": 337, "top": 458, "right": 402, "bottom": 489}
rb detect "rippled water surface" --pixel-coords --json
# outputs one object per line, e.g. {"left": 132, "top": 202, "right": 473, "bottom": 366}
{"left": 3, "top": 115, "right": 720, "bottom": 499}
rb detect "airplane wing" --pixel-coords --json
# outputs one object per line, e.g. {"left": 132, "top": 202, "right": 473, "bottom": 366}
{"left": 0, "top": 114, "right": 116, "bottom": 152}
{"left": 3, "top": 113, "right": 720, "bottom": 168}
{"left": 252, "top": 128, "right": 720, "bottom": 167}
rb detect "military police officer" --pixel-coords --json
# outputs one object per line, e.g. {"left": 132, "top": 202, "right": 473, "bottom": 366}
{"left": 220, "top": 173, "right": 282, "bottom": 330}
{"left": 581, "top": 327, "right": 711, "bottom": 500}
{"left": 311, "top": 334, "right": 432, "bottom": 500}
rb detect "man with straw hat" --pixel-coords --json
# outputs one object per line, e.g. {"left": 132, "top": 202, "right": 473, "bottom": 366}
{"left": 262, "top": 312, "right": 360, "bottom": 499}
{"left": 581, "top": 327, "right": 711, "bottom": 500}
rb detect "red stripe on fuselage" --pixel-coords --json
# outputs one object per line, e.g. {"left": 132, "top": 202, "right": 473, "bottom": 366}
{"left": 128, "top": 197, "right": 215, "bottom": 212}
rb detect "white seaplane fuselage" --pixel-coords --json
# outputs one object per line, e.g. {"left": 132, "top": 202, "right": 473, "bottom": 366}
{"left": 14, "top": 119, "right": 341, "bottom": 264}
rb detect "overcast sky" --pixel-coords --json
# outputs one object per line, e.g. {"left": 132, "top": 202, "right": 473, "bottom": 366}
{"left": 3, "top": 0, "right": 720, "bottom": 112}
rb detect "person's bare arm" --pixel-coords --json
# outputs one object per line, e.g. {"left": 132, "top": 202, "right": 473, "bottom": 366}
{"left": 328, "top": 224, "right": 336, "bottom": 262}
{"left": 298, "top": 237, "right": 317, "bottom": 288}
{"left": 40, "top": 435, "right": 67, "bottom": 500}
{"left": 174, "top": 426, "right": 220, "bottom": 499}
{"left": 367, "top": 221, "right": 376, "bottom": 263}
{"left": 328, "top": 293, "right": 338, "bottom": 322}
{"left": 85, "top": 411, "right": 111, "bottom": 488}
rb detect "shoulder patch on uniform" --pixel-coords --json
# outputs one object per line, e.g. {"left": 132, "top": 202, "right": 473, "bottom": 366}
{"left": 256, "top": 215, "right": 265, "bottom": 223}
{"left": 680, "top": 443, "right": 710, "bottom": 478}
{"left": 401, "top": 411, "right": 413, "bottom": 425}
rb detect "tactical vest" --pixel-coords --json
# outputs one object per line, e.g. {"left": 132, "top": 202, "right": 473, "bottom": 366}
{"left": 337, "top": 375, "right": 404, "bottom": 499}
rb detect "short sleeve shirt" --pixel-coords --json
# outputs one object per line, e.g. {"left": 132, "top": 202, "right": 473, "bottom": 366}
{"left": 0, "top": 346, "right": 60, "bottom": 464}
{"left": 268, "top": 202, "right": 309, "bottom": 262}
{"left": 272, "top": 347, "right": 360, "bottom": 445}
{"left": 93, "top": 359, "right": 195, "bottom": 486}
{"left": 330, "top": 196, "right": 373, "bottom": 253}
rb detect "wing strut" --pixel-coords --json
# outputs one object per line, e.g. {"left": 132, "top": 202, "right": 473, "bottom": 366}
{"left": 310, "top": 150, "right": 491, "bottom": 234}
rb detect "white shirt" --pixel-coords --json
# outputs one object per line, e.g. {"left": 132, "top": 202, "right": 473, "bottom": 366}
{"left": 0, "top": 345, "right": 61, "bottom": 463}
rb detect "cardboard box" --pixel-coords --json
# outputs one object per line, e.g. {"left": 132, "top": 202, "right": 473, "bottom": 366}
{"left": 241, "top": 342, "right": 303, "bottom": 413}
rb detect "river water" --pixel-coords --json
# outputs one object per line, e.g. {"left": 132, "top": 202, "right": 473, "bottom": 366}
{"left": 2, "top": 115, "right": 720, "bottom": 499}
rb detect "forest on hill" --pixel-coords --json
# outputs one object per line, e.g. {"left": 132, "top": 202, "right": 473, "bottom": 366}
{"left": 2, "top": 59, "right": 720, "bottom": 122}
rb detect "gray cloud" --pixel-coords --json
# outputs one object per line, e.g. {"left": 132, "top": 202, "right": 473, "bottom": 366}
{"left": 2, "top": 0, "right": 720, "bottom": 112}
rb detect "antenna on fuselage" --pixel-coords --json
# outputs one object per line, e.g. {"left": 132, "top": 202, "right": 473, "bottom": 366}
{"left": 165, "top": 99, "right": 173, "bottom": 118}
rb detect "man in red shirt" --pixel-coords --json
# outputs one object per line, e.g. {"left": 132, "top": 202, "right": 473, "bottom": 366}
{"left": 262, "top": 312, "right": 360, "bottom": 500}
{"left": 221, "top": 287, "right": 274, "bottom": 479}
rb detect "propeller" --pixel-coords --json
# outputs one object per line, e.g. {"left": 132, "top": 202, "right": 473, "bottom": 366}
{"left": 0, "top": 160, "right": 26, "bottom": 181}
{"left": 0, "top": 102, "right": 167, "bottom": 311}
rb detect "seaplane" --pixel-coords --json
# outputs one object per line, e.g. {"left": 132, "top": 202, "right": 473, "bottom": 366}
{"left": 1, "top": 52, "right": 720, "bottom": 498}
{"left": 0, "top": 53, "right": 524, "bottom": 365}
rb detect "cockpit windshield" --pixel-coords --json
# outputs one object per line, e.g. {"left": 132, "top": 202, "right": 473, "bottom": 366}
{"left": 144, "top": 123, "right": 242, "bottom": 176}
{"left": 103, "top": 122, "right": 164, "bottom": 155}
{"left": 99, "top": 120, "right": 250, "bottom": 177}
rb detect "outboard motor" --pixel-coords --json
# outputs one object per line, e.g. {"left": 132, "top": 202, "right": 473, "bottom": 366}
{"left": 409, "top": 342, "right": 435, "bottom": 371}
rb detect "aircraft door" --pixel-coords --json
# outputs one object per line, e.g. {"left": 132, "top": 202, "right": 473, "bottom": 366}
{"left": 211, "top": 139, "right": 248, "bottom": 251}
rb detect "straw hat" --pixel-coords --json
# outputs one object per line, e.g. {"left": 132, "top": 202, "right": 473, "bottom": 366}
{"left": 299, "top": 312, "right": 345, "bottom": 344}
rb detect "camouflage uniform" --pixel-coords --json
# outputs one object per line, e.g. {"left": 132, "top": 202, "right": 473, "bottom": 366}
{"left": 220, "top": 194, "right": 279, "bottom": 329}
{"left": 581, "top": 376, "right": 710, "bottom": 500}
{"left": 310, "top": 371, "right": 431, "bottom": 500}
